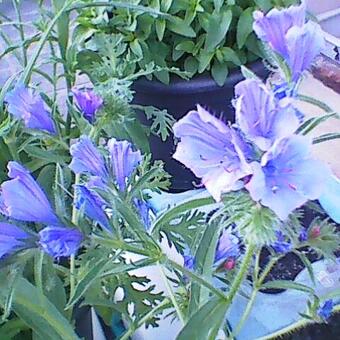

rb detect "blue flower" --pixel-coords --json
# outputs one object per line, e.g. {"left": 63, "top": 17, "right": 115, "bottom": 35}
{"left": 271, "top": 231, "right": 292, "bottom": 253}
{"left": 69, "top": 136, "right": 108, "bottom": 179}
{"left": 72, "top": 88, "right": 103, "bottom": 123}
{"left": 75, "top": 185, "right": 111, "bottom": 232}
{"left": 246, "top": 136, "right": 331, "bottom": 220}
{"left": 253, "top": 2, "right": 324, "bottom": 82}
{"left": 173, "top": 105, "right": 253, "bottom": 201}
{"left": 133, "top": 198, "right": 151, "bottom": 230}
{"left": 108, "top": 138, "right": 142, "bottom": 191}
{"left": 253, "top": 2, "right": 306, "bottom": 58}
{"left": 183, "top": 254, "right": 195, "bottom": 271}
{"left": 319, "top": 175, "right": 340, "bottom": 224}
{"left": 0, "top": 162, "right": 59, "bottom": 225}
{"left": 235, "top": 79, "right": 299, "bottom": 151}
{"left": 317, "top": 300, "right": 334, "bottom": 321}
{"left": 0, "top": 222, "right": 30, "bottom": 259}
{"left": 39, "top": 226, "right": 83, "bottom": 258}
{"left": 5, "top": 84, "right": 56, "bottom": 134}
{"left": 298, "top": 228, "right": 308, "bottom": 242}
{"left": 285, "top": 21, "right": 325, "bottom": 82}
{"left": 215, "top": 228, "right": 240, "bottom": 263}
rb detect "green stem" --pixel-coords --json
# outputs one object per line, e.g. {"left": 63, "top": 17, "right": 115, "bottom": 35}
{"left": 159, "top": 263, "right": 185, "bottom": 325}
{"left": 69, "top": 254, "right": 75, "bottom": 298}
{"left": 119, "top": 298, "right": 170, "bottom": 340}
{"left": 12, "top": 0, "right": 27, "bottom": 66}
{"left": 34, "top": 251, "right": 44, "bottom": 294}
{"left": 168, "top": 259, "right": 227, "bottom": 301}
{"left": 230, "top": 288, "right": 258, "bottom": 339}
{"left": 226, "top": 243, "right": 256, "bottom": 305}
{"left": 19, "top": 0, "right": 72, "bottom": 84}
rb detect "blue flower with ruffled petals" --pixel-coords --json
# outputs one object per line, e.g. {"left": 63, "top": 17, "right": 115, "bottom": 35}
{"left": 108, "top": 138, "right": 142, "bottom": 192}
{"left": 215, "top": 228, "right": 240, "bottom": 264}
{"left": 272, "top": 231, "right": 292, "bottom": 253}
{"left": 39, "top": 226, "right": 83, "bottom": 258}
{"left": 234, "top": 79, "right": 299, "bottom": 151}
{"left": 72, "top": 88, "right": 103, "bottom": 123}
{"left": 75, "top": 184, "right": 111, "bottom": 232}
{"left": 5, "top": 84, "right": 56, "bottom": 134}
{"left": 69, "top": 136, "right": 108, "bottom": 179}
{"left": 246, "top": 136, "right": 331, "bottom": 220}
{"left": 0, "top": 162, "right": 59, "bottom": 225}
{"left": 173, "top": 105, "right": 253, "bottom": 201}
{"left": 0, "top": 222, "right": 30, "bottom": 259}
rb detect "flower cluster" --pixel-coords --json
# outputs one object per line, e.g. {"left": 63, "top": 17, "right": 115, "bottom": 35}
{"left": 253, "top": 1, "right": 324, "bottom": 83}
{"left": 0, "top": 162, "right": 83, "bottom": 259}
{"left": 173, "top": 4, "right": 330, "bottom": 222}
{"left": 5, "top": 84, "right": 103, "bottom": 135}
{"left": 69, "top": 136, "right": 150, "bottom": 231}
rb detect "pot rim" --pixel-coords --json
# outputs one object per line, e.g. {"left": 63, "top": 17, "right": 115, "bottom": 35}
{"left": 132, "top": 60, "right": 266, "bottom": 95}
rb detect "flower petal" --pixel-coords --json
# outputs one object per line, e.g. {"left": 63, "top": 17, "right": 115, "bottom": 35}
{"left": 1, "top": 162, "right": 59, "bottom": 224}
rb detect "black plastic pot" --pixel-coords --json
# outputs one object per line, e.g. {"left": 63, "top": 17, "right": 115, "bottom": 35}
{"left": 132, "top": 61, "right": 268, "bottom": 191}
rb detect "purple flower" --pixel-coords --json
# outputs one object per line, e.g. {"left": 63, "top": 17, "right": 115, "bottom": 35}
{"left": 173, "top": 105, "right": 252, "bottom": 201}
{"left": 317, "top": 300, "right": 334, "bottom": 320}
{"left": 108, "top": 138, "right": 142, "bottom": 191}
{"left": 39, "top": 226, "right": 83, "bottom": 258}
{"left": 286, "top": 21, "right": 325, "bottom": 82}
{"left": 235, "top": 79, "right": 299, "bottom": 151}
{"left": 72, "top": 88, "right": 103, "bottom": 123}
{"left": 253, "top": 2, "right": 324, "bottom": 82}
{"left": 272, "top": 231, "right": 292, "bottom": 253}
{"left": 253, "top": 2, "right": 305, "bottom": 58}
{"left": 0, "top": 162, "right": 59, "bottom": 225}
{"left": 5, "top": 84, "right": 56, "bottom": 134}
{"left": 183, "top": 254, "right": 195, "bottom": 271}
{"left": 69, "top": 136, "right": 108, "bottom": 179}
{"left": 0, "top": 222, "right": 30, "bottom": 258}
{"left": 215, "top": 228, "right": 240, "bottom": 263}
{"left": 298, "top": 228, "right": 308, "bottom": 242}
{"left": 75, "top": 185, "right": 111, "bottom": 232}
{"left": 246, "top": 136, "right": 331, "bottom": 220}
{"left": 134, "top": 198, "right": 151, "bottom": 230}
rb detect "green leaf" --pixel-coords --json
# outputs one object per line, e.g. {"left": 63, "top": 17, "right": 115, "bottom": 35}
{"left": 24, "top": 145, "right": 69, "bottom": 164}
{"left": 177, "top": 298, "right": 228, "bottom": 340}
{"left": 167, "top": 17, "right": 196, "bottom": 38}
{"left": 175, "top": 40, "right": 195, "bottom": 53}
{"left": 156, "top": 19, "right": 166, "bottom": 41}
{"left": 262, "top": 280, "right": 315, "bottom": 294}
{"left": 188, "top": 218, "right": 226, "bottom": 316}
{"left": 205, "top": 10, "right": 232, "bottom": 52}
{"left": 295, "top": 251, "right": 316, "bottom": 285}
{"left": 237, "top": 8, "right": 254, "bottom": 49}
{"left": 211, "top": 61, "right": 229, "bottom": 86}
{"left": 198, "top": 50, "right": 214, "bottom": 73}
{"left": 0, "top": 277, "right": 79, "bottom": 339}
{"left": 241, "top": 65, "right": 261, "bottom": 80}
{"left": 255, "top": 0, "right": 273, "bottom": 11}
{"left": 66, "top": 256, "right": 110, "bottom": 309}
{"left": 52, "top": 0, "right": 69, "bottom": 60}
{"left": 219, "top": 47, "right": 242, "bottom": 65}
{"left": 313, "top": 133, "right": 340, "bottom": 144}
{"left": 184, "top": 56, "right": 199, "bottom": 75}
{"left": 161, "top": 0, "right": 173, "bottom": 12}
{"left": 130, "top": 39, "right": 143, "bottom": 58}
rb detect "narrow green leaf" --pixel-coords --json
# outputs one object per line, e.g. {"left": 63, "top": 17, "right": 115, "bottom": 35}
{"left": 211, "top": 61, "right": 229, "bottom": 86}
{"left": 167, "top": 17, "right": 196, "bottom": 38}
{"left": 313, "top": 132, "right": 340, "bottom": 144}
{"left": 130, "top": 39, "right": 143, "bottom": 58}
{"left": 295, "top": 252, "right": 315, "bottom": 285}
{"left": 262, "top": 280, "right": 315, "bottom": 294}
{"left": 0, "top": 278, "right": 79, "bottom": 339}
{"left": 177, "top": 298, "right": 228, "bottom": 340}
{"left": 205, "top": 10, "right": 232, "bottom": 52}
{"left": 66, "top": 257, "right": 109, "bottom": 309}
{"left": 52, "top": 0, "right": 69, "bottom": 60}
{"left": 156, "top": 19, "right": 166, "bottom": 41}
{"left": 237, "top": 8, "right": 254, "bottom": 49}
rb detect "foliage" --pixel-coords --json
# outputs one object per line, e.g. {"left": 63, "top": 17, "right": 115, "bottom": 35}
{"left": 75, "top": 0, "right": 299, "bottom": 86}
